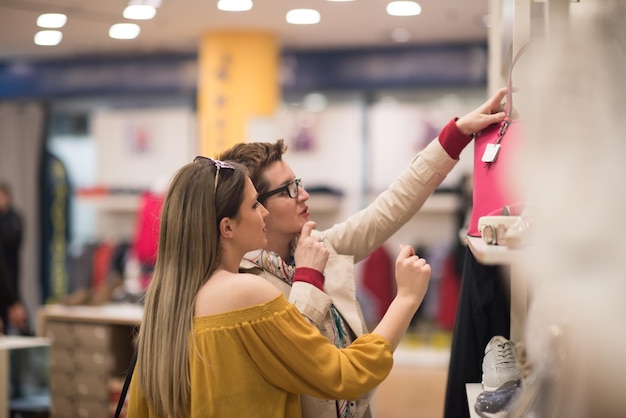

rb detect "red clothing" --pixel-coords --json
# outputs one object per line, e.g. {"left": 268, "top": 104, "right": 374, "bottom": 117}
{"left": 360, "top": 246, "right": 395, "bottom": 322}
{"left": 437, "top": 253, "right": 460, "bottom": 330}
{"left": 132, "top": 191, "right": 163, "bottom": 265}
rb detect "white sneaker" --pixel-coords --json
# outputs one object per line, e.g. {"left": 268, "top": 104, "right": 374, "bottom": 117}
{"left": 481, "top": 336, "right": 521, "bottom": 392}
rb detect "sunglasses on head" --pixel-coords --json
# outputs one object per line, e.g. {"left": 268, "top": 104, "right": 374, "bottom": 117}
{"left": 193, "top": 156, "right": 235, "bottom": 193}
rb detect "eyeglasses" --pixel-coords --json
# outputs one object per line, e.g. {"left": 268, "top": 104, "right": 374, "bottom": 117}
{"left": 258, "top": 178, "right": 302, "bottom": 203}
{"left": 193, "top": 156, "right": 235, "bottom": 193}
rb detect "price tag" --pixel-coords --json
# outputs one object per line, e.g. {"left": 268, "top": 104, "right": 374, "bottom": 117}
{"left": 481, "top": 143, "right": 501, "bottom": 163}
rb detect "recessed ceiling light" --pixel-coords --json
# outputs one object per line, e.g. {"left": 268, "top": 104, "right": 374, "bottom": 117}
{"left": 391, "top": 27, "right": 411, "bottom": 43}
{"left": 217, "top": 0, "right": 253, "bottom": 12}
{"left": 286, "top": 9, "right": 321, "bottom": 25}
{"left": 123, "top": 5, "right": 157, "bottom": 20}
{"left": 481, "top": 14, "right": 491, "bottom": 28}
{"left": 109, "top": 23, "right": 141, "bottom": 40}
{"left": 34, "top": 30, "right": 63, "bottom": 46}
{"left": 386, "top": 1, "right": 422, "bottom": 17}
{"left": 37, "top": 13, "right": 67, "bottom": 29}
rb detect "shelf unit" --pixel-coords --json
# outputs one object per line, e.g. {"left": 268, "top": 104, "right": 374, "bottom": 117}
{"left": 465, "top": 383, "right": 483, "bottom": 418}
{"left": 0, "top": 336, "right": 51, "bottom": 418}
{"left": 464, "top": 1, "right": 575, "bottom": 415}
{"left": 37, "top": 303, "right": 143, "bottom": 418}
{"left": 483, "top": 0, "right": 575, "bottom": 343}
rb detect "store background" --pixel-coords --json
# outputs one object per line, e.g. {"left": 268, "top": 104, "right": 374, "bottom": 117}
{"left": 0, "top": 1, "right": 559, "bottom": 417}
{"left": 0, "top": 0, "right": 498, "bottom": 334}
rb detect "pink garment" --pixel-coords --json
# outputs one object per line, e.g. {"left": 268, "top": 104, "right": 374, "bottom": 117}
{"left": 468, "top": 118, "right": 523, "bottom": 236}
{"left": 132, "top": 191, "right": 163, "bottom": 266}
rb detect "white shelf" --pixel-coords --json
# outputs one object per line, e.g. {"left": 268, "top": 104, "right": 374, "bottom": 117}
{"left": 38, "top": 303, "right": 143, "bottom": 327}
{"left": 0, "top": 336, "right": 51, "bottom": 418}
{"left": 466, "top": 383, "right": 483, "bottom": 418}
{"left": 464, "top": 236, "right": 522, "bottom": 265}
{"left": 0, "top": 335, "right": 50, "bottom": 351}
{"left": 77, "top": 194, "right": 140, "bottom": 212}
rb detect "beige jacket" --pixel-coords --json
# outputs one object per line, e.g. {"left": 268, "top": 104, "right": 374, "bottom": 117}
{"left": 240, "top": 138, "right": 458, "bottom": 418}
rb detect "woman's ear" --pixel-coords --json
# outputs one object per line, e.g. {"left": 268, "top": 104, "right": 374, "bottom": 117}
{"left": 219, "top": 217, "right": 235, "bottom": 239}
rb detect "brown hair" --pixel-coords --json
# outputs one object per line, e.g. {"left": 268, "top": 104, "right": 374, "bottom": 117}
{"left": 218, "top": 139, "right": 287, "bottom": 195}
{"left": 0, "top": 182, "right": 10, "bottom": 196}
{"left": 137, "top": 158, "right": 247, "bottom": 418}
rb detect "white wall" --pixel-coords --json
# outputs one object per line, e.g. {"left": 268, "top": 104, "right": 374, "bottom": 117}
{"left": 64, "top": 89, "right": 483, "bottom": 254}
{"left": 47, "top": 107, "right": 197, "bottom": 245}
{"left": 92, "top": 107, "right": 197, "bottom": 190}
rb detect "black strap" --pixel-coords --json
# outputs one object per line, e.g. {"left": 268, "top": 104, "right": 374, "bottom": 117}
{"left": 115, "top": 347, "right": 138, "bottom": 418}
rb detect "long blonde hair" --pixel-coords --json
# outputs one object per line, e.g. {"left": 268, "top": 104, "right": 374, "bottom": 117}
{"left": 136, "top": 158, "right": 246, "bottom": 418}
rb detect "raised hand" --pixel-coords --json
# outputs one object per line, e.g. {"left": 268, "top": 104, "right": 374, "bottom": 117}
{"left": 294, "top": 221, "right": 329, "bottom": 273}
{"left": 394, "top": 245, "right": 431, "bottom": 308}
{"left": 455, "top": 87, "right": 508, "bottom": 136}
{"left": 369, "top": 245, "right": 432, "bottom": 350}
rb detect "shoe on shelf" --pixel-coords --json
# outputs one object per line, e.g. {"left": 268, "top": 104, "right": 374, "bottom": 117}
{"left": 482, "top": 336, "right": 521, "bottom": 392}
{"left": 475, "top": 380, "right": 522, "bottom": 418}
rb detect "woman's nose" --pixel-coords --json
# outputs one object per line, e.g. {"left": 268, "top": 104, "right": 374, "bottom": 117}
{"left": 297, "top": 186, "right": 310, "bottom": 202}
{"left": 260, "top": 203, "right": 269, "bottom": 217}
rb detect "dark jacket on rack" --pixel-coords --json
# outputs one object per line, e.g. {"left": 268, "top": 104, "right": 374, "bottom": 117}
{"left": 0, "top": 203, "right": 23, "bottom": 300}
{"left": 0, "top": 239, "right": 18, "bottom": 309}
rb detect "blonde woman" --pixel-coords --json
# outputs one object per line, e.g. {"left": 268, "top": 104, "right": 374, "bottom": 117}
{"left": 127, "top": 157, "right": 431, "bottom": 417}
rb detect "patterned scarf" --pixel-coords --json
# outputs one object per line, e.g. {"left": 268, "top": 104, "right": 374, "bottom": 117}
{"left": 245, "top": 249, "right": 354, "bottom": 417}
{"left": 246, "top": 249, "right": 296, "bottom": 286}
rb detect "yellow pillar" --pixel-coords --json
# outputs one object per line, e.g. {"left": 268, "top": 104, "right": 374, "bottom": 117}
{"left": 197, "top": 31, "right": 279, "bottom": 156}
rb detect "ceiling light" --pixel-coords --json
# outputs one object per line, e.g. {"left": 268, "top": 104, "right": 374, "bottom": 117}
{"left": 37, "top": 13, "right": 67, "bottom": 29}
{"left": 391, "top": 27, "right": 410, "bottom": 42}
{"left": 123, "top": 5, "right": 157, "bottom": 20}
{"left": 34, "top": 30, "right": 63, "bottom": 46}
{"left": 286, "top": 9, "right": 321, "bottom": 25}
{"left": 127, "top": 0, "right": 162, "bottom": 7}
{"left": 481, "top": 14, "right": 491, "bottom": 28}
{"left": 386, "top": 1, "right": 422, "bottom": 17}
{"left": 123, "top": 0, "right": 161, "bottom": 19}
{"left": 217, "top": 0, "right": 253, "bottom": 12}
{"left": 109, "top": 23, "right": 141, "bottom": 40}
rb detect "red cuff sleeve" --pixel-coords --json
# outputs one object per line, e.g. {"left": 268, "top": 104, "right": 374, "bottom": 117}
{"left": 437, "top": 117, "right": 472, "bottom": 160}
{"left": 293, "top": 267, "right": 325, "bottom": 291}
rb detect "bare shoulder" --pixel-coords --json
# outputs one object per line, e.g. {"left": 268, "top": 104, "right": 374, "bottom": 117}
{"left": 237, "top": 273, "right": 282, "bottom": 305}
{"left": 195, "top": 272, "right": 281, "bottom": 316}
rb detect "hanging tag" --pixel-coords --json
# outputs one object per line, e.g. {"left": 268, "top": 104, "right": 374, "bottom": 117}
{"left": 481, "top": 143, "right": 501, "bottom": 163}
